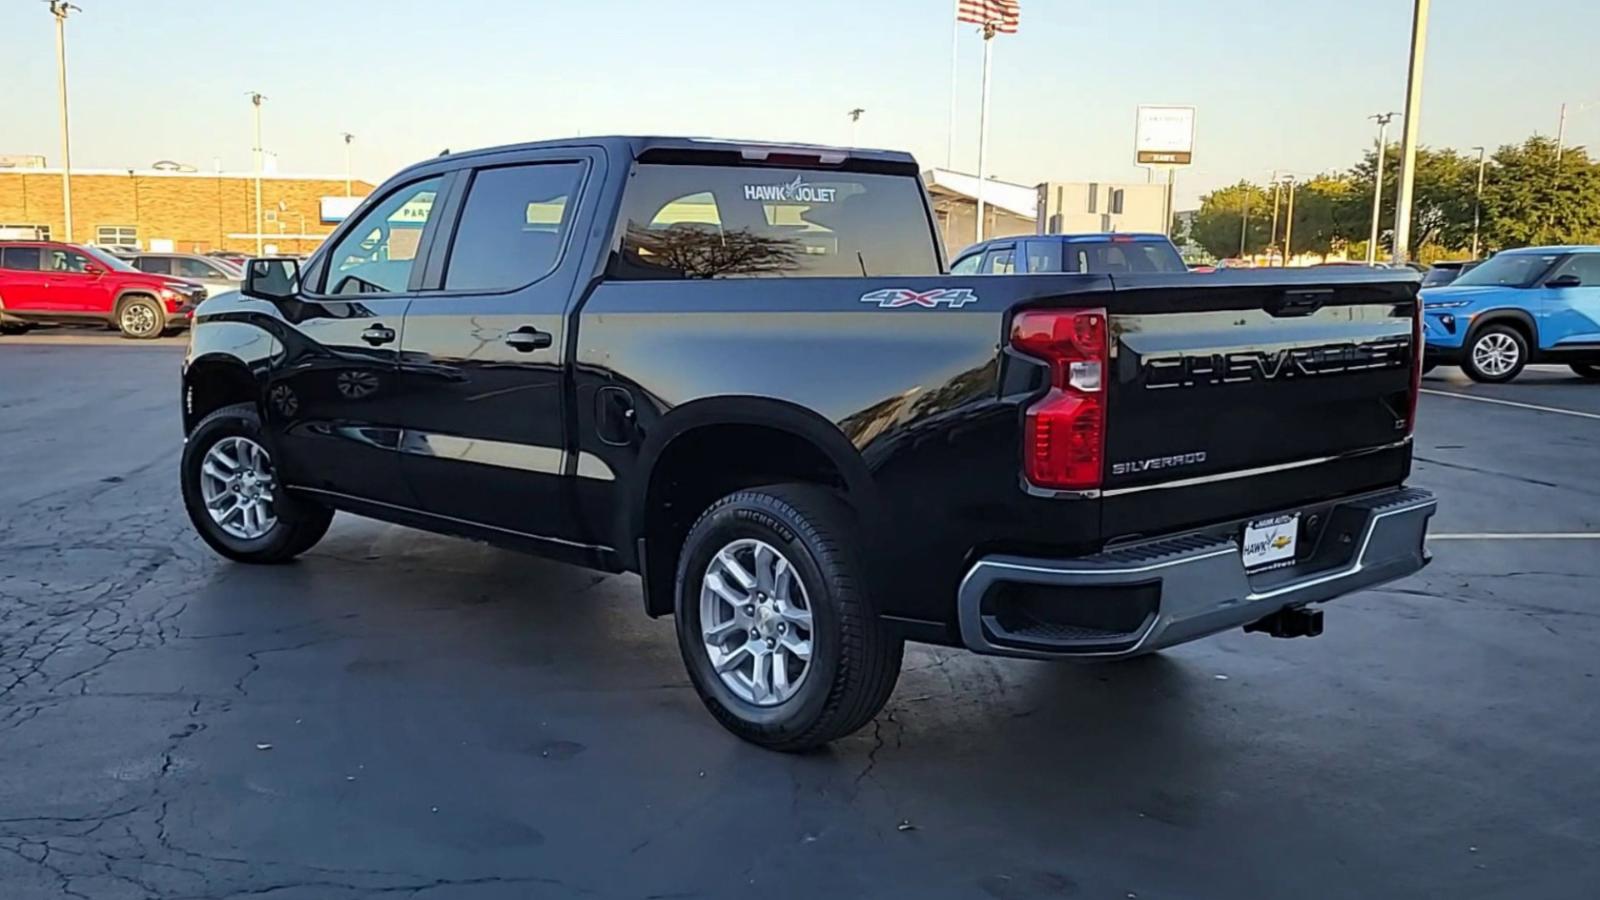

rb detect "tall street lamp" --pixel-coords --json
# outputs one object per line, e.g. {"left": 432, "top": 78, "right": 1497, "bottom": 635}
{"left": 247, "top": 92, "right": 267, "bottom": 256}
{"left": 48, "top": 1, "right": 80, "bottom": 243}
{"left": 1470, "top": 146, "right": 1486, "bottom": 258}
{"left": 1237, "top": 184, "right": 1251, "bottom": 259}
{"left": 1281, "top": 176, "right": 1298, "bottom": 267}
{"left": 1391, "top": 0, "right": 1430, "bottom": 265}
{"left": 341, "top": 132, "right": 354, "bottom": 197}
{"left": 846, "top": 108, "right": 864, "bottom": 147}
{"left": 1366, "top": 113, "right": 1397, "bottom": 264}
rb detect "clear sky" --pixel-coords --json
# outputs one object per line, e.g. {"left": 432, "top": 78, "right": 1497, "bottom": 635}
{"left": 2, "top": 0, "right": 1596, "bottom": 208}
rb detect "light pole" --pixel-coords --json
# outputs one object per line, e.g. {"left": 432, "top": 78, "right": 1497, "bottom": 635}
{"left": 1391, "top": 0, "right": 1430, "bottom": 265}
{"left": 48, "top": 1, "right": 80, "bottom": 243}
{"left": 1470, "top": 146, "right": 1486, "bottom": 258}
{"left": 1366, "top": 113, "right": 1397, "bottom": 264}
{"left": 341, "top": 132, "right": 354, "bottom": 197}
{"left": 1268, "top": 175, "right": 1282, "bottom": 265}
{"left": 846, "top": 108, "right": 864, "bottom": 147}
{"left": 247, "top": 92, "right": 266, "bottom": 256}
{"left": 1282, "top": 176, "right": 1297, "bottom": 267}
{"left": 1238, "top": 184, "right": 1251, "bottom": 258}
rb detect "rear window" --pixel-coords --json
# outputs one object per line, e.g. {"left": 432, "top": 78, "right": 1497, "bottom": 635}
{"left": 1064, "top": 240, "right": 1186, "bottom": 274}
{"left": 1, "top": 246, "right": 42, "bottom": 271}
{"left": 610, "top": 164, "right": 939, "bottom": 279}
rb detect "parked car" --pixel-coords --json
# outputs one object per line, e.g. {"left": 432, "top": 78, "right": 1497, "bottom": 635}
{"left": 950, "top": 232, "right": 1188, "bottom": 275}
{"left": 129, "top": 252, "right": 243, "bottom": 297}
{"left": 206, "top": 251, "right": 251, "bottom": 267}
{"left": 1421, "top": 245, "right": 1600, "bottom": 382}
{"left": 1420, "top": 259, "right": 1482, "bottom": 289}
{"left": 180, "top": 136, "right": 1434, "bottom": 750}
{"left": 0, "top": 241, "right": 208, "bottom": 338}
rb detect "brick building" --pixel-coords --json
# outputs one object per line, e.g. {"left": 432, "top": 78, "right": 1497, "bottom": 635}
{"left": 0, "top": 167, "right": 375, "bottom": 255}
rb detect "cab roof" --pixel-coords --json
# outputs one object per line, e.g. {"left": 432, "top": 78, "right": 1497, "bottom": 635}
{"left": 404, "top": 136, "right": 920, "bottom": 177}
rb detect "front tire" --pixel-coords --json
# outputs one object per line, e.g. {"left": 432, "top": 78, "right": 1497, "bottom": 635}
{"left": 116, "top": 295, "right": 165, "bottom": 340}
{"left": 674, "top": 484, "right": 903, "bottom": 752}
{"left": 1462, "top": 325, "right": 1528, "bottom": 383}
{"left": 181, "top": 403, "right": 333, "bottom": 563}
{"left": 1570, "top": 363, "right": 1600, "bottom": 380}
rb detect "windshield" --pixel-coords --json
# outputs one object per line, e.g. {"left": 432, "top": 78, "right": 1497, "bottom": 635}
{"left": 1064, "top": 240, "right": 1187, "bottom": 274}
{"left": 1421, "top": 267, "right": 1460, "bottom": 288}
{"left": 79, "top": 245, "right": 139, "bottom": 273}
{"left": 1452, "top": 252, "right": 1559, "bottom": 288}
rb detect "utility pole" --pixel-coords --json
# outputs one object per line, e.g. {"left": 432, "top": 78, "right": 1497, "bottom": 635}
{"left": 1366, "top": 113, "right": 1397, "bottom": 264}
{"left": 1268, "top": 174, "right": 1282, "bottom": 265}
{"left": 1282, "top": 176, "right": 1297, "bottom": 267}
{"left": 248, "top": 92, "right": 266, "bottom": 257}
{"left": 1238, "top": 185, "right": 1251, "bottom": 258}
{"left": 847, "top": 108, "right": 864, "bottom": 147}
{"left": 1556, "top": 102, "right": 1567, "bottom": 163}
{"left": 974, "top": 22, "right": 995, "bottom": 242}
{"left": 49, "top": 1, "right": 80, "bottom": 243}
{"left": 1391, "top": 0, "right": 1430, "bottom": 265}
{"left": 341, "top": 132, "right": 354, "bottom": 197}
{"left": 1470, "top": 146, "right": 1486, "bottom": 258}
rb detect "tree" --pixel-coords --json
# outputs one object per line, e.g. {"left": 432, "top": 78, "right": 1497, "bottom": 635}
{"left": 1287, "top": 176, "right": 1364, "bottom": 260}
{"left": 1481, "top": 136, "right": 1600, "bottom": 249}
{"left": 1187, "top": 181, "right": 1276, "bottom": 260}
{"left": 1344, "top": 145, "right": 1477, "bottom": 254}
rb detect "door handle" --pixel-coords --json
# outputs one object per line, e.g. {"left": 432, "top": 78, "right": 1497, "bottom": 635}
{"left": 361, "top": 324, "right": 396, "bottom": 346}
{"left": 504, "top": 326, "right": 553, "bottom": 352}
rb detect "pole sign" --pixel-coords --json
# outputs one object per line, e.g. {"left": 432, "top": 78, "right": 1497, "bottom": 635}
{"left": 1135, "top": 106, "right": 1196, "bottom": 166}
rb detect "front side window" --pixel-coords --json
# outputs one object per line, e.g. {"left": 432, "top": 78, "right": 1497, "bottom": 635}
{"left": 323, "top": 176, "right": 443, "bottom": 295}
{"left": 0, "top": 246, "right": 42, "bottom": 271}
{"left": 47, "top": 248, "right": 94, "bottom": 273}
{"left": 443, "top": 162, "right": 585, "bottom": 292}
{"left": 610, "top": 164, "right": 939, "bottom": 279}
{"left": 1555, "top": 253, "right": 1600, "bottom": 286}
{"left": 138, "top": 257, "right": 174, "bottom": 275}
{"left": 981, "top": 247, "right": 1015, "bottom": 274}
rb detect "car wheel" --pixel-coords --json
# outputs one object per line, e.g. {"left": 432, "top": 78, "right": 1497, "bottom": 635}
{"left": 116, "top": 295, "right": 165, "bottom": 340}
{"left": 674, "top": 484, "right": 903, "bottom": 752}
{"left": 0, "top": 322, "right": 31, "bottom": 336}
{"left": 1462, "top": 325, "right": 1527, "bottom": 383}
{"left": 1570, "top": 363, "right": 1600, "bottom": 381}
{"left": 181, "top": 403, "right": 333, "bottom": 564}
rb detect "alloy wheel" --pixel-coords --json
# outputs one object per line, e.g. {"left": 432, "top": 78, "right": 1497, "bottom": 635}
{"left": 1472, "top": 332, "right": 1520, "bottom": 377}
{"left": 198, "top": 436, "right": 278, "bottom": 540}
{"left": 699, "top": 538, "right": 814, "bottom": 706}
{"left": 120, "top": 303, "right": 158, "bottom": 337}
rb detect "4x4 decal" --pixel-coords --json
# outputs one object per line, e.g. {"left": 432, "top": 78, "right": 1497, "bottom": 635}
{"left": 859, "top": 287, "right": 978, "bottom": 309}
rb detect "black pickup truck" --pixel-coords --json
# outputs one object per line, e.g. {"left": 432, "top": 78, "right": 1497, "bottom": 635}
{"left": 180, "top": 136, "right": 1435, "bottom": 750}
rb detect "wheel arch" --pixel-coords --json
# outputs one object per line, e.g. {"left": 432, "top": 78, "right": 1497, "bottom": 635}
{"left": 630, "top": 396, "right": 878, "bottom": 618}
{"left": 183, "top": 353, "right": 262, "bottom": 436}
{"left": 1467, "top": 308, "right": 1538, "bottom": 351}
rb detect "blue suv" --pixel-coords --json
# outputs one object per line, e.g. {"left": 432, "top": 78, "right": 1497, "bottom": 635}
{"left": 1422, "top": 246, "right": 1600, "bottom": 383}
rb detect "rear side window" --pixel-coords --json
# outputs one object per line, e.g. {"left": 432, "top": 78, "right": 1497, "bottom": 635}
{"left": 610, "top": 164, "right": 939, "bottom": 279}
{"left": 137, "top": 257, "right": 173, "bottom": 275}
{"left": 1, "top": 246, "right": 42, "bottom": 271}
{"left": 173, "top": 258, "right": 223, "bottom": 280}
{"left": 1065, "top": 241, "right": 1186, "bottom": 274}
{"left": 443, "top": 162, "right": 586, "bottom": 292}
{"left": 1025, "top": 240, "right": 1062, "bottom": 273}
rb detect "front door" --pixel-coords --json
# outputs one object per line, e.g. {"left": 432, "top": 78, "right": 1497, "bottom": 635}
{"left": 41, "top": 246, "right": 114, "bottom": 313}
{"left": 1542, "top": 253, "right": 1600, "bottom": 349}
{"left": 263, "top": 174, "right": 448, "bottom": 508}
{"left": 395, "top": 153, "right": 599, "bottom": 548}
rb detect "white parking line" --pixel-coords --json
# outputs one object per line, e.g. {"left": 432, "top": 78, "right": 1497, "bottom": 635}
{"left": 1429, "top": 533, "right": 1600, "bottom": 540}
{"left": 1421, "top": 389, "right": 1600, "bottom": 421}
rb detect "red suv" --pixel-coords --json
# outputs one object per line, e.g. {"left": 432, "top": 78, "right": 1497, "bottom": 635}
{"left": 0, "top": 241, "right": 209, "bottom": 339}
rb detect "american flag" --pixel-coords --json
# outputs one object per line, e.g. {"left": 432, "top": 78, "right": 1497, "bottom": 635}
{"left": 957, "top": 0, "right": 1020, "bottom": 33}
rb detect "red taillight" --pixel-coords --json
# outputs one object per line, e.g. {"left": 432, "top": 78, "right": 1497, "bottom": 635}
{"left": 1406, "top": 301, "right": 1423, "bottom": 433}
{"left": 1011, "top": 309, "right": 1108, "bottom": 491}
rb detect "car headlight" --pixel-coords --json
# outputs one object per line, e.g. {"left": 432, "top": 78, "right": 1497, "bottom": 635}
{"left": 159, "top": 288, "right": 179, "bottom": 301}
{"left": 1424, "top": 300, "right": 1471, "bottom": 309}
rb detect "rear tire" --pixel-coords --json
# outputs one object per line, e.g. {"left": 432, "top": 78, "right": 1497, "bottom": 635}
{"left": 1462, "top": 325, "right": 1528, "bottom": 383}
{"left": 116, "top": 295, "right": 165, "bottom": 340}
{"left": 674, "top": 484, "right": 903, "bottom": 752}
{"left": 1570, "top": 363, "right": 1600, "bottom": 381}
{"left": 181, "top": 403, "right": 333, "bottom": 563}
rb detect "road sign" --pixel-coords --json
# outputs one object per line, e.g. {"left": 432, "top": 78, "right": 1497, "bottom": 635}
{"left": 1136, "top": 106, "right": 1196, "bottom": 166}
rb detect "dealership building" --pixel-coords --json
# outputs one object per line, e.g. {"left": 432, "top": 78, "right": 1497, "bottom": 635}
{"left": 0, "top": 162, "right": 374, "bottom": 255}
{"left": 923, "top": 168, "right": 1170, "bottom": 257}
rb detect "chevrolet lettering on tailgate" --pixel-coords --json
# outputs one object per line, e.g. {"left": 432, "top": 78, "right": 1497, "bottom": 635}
{"left": 1143, "top": 339, "right": 1410, "bottom": 389}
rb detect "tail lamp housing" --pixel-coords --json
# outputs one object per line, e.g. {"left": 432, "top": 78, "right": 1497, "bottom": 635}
{"left": 1011, "top": 309, "right": 1109, "bottom": 491}
{"left": 1406, "top": 300, "right": 1423, "bottom": 433}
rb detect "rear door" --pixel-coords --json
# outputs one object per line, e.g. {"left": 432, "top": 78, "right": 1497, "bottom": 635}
{"left": 395, "top": 150, "right": 601, "bottom": 547}
{"left": 262, "top": 173, "right": 449, "bottom": 507}
{"left": 0, "top": 245, "right": 48, "bottom": 311}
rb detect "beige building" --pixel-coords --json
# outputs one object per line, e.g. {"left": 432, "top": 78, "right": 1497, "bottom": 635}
{"left": 924, "top": 169, "right": 1173, "bottom": 258}
{"left": 0, "top": 166, "right": 374, "bottom": 256}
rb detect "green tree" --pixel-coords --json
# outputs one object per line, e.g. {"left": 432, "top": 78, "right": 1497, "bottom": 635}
{"left": 1187, "top": 181, "right": 1275, "bottom": 260}
{"left": 1286, "top": 176, "right": 1364, "bottom": 260}
{"left": 1344, "top": 145, "right": 1477, "bottom": 254}
{"left": 1480, "top": 136, "right": 1600, "bottom": 249}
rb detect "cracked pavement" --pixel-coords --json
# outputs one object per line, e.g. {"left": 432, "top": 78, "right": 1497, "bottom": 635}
{"left": 1, "top": 336, "right": 1597, "bottom": 899}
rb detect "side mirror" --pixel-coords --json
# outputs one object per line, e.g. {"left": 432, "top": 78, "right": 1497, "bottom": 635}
{"left": 82, "top": 263, "right": 105, "bottom": 276}
{"left": 242, "top": 257, "right": 301, "bottom": 301}
{"left": 1546, "top": 273, "right": 1582, "bottom": 289}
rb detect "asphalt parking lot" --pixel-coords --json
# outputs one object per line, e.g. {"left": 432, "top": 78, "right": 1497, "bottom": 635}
{"left": 1, "top": 328, "right": 1597, "bottom": 900}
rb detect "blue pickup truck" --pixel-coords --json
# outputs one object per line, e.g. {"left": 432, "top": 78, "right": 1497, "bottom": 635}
{"left": 1422, "top": 245, "right": 1600, "bottom": 383}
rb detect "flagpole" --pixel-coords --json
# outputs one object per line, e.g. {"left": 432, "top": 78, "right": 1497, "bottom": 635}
{"left": 975, "top": 24, "right": 994, "bottom": 242}
{"left": 947, "top": 0, "right": 960, "bottom": 169}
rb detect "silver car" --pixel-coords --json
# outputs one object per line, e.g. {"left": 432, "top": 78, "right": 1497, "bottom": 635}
{"left": 128, "top": 252, "right": 243, "bottom": 298}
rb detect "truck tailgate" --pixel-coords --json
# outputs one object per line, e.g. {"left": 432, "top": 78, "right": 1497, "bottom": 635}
{"left": 1097, "top": 272, "right": 1420, "bottom": 538}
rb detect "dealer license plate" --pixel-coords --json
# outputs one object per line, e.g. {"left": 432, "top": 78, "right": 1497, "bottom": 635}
{"left": 1242, "top": 514, "right": 1300, "bottom": 570}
